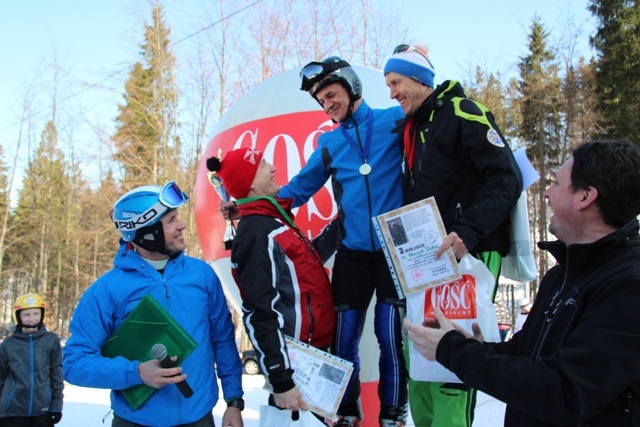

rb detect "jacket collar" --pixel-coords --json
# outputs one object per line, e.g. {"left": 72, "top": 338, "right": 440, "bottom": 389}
{"left": 340, "top": 99, "right": 370, "bottom": 129}
{"left": 392, "top": 80, "right": 466, "bottom": 135}
{"left": 12, "top": 324, "right": 46, "bottom": 338}
{"left": 539, "top": 219, "right": 640, "bottom": 268}
{"left": 113, "top": 240, "right": 184, "bottom": 274}
{"left": 238, "top": 197, "right": 295, "bottom": 223}
{"left": 413, "top": 80, "right": 465, "bottom": 123}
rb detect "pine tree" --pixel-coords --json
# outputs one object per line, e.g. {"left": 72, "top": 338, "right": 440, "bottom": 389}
{"left": 561, "top": 58, "right": 601, "bottom": 152}
{"left": 7, "top": 121, "right": 70, "bottom": 302}
{"left": 515, "top": 17, "right": 563, "bottom": 281}
{"left": 112, "top": 1, "right": 179, "bottom": 188}
{"left": 465, "top": 67, "right": 515, "bottom": 140}
{"left": 589, "top": 0, "right": 640, "bottom": 143}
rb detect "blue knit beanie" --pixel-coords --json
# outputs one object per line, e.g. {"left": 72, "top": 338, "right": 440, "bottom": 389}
{"left": 384, "top": 49, "right": 435, "bottom": 88}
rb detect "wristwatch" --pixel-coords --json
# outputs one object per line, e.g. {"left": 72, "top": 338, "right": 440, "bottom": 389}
{"left": 227, "top": 398, "right": 245, "bottom": 411}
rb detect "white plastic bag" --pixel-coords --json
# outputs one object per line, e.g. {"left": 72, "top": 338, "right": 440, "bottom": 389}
{"left": 406, "top": 254, "right": 500, "bottom": 383}
{"left": 501, "top": 192, "right": 538, "bottom": 283}
{"left": 259, "top": 405, "right": 326, "bottom": 427}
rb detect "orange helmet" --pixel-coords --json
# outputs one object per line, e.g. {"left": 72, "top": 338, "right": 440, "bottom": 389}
{"left": 13, "top": 293, "right": 46, "bottom": 324}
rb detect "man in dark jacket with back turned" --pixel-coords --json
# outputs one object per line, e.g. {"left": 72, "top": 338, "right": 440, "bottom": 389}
{"left": 405, "top": 140, "right": 640, "bottom": 426}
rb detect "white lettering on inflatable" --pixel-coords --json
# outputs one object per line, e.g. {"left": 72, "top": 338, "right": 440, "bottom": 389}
{"left": 232, "top": 129, "right": 259, "bottom": 152}
{"left": 229, "top": 122, "right": 338, "bottom": 229}
{"left": 264, "top": 133, "right": 302, "bottom": 178}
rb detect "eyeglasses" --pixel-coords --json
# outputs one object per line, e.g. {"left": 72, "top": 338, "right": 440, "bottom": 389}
{"left": 393, "top": 44, "right": 435, "bottom": 70}
{"left": 300, "top": 59, "right": 349, "bottom": 91}
{"left": 114, "top": 181, "right": 188, "bottom": 231}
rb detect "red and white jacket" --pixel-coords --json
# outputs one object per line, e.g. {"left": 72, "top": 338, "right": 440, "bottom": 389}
{"left": 231, "top": 197, "right": 335, "bottom": 393}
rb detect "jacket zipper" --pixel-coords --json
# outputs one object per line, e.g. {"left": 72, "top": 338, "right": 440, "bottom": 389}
{"left": 306, "top": 293, "right": 314, "bottom": 345}
{"left": 291, "top": 227, "right": 323, "bottom": 344}
{"left": 161, "top": 269, "right": 181, "bottom": 421}
{"left": 162, "top": 273, "right": 170, "bottom": 300}
{"left": 28, "top": 335, "right": 34, "bottom": 415}
{"left": 531, "top": 248, "right": 570, "bottom": 358}
{"left": 353, "top": 116, "right": 376, "bottom": 249}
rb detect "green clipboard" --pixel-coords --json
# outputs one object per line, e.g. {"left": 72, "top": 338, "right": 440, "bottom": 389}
{"left": 101, "top": 294, "right": 198, "bottom": 410}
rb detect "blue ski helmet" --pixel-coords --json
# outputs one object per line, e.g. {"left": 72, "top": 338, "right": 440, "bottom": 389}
{"left": 111, "top": 182, "right": 188, "bottom": 251}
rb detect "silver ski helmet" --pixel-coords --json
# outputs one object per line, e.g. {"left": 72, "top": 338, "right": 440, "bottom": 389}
{"left": 300, "top": 56, "right": 362, "bottom": 103}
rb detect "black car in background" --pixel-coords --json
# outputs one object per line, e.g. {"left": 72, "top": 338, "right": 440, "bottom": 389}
{"left": 241, "top": 349, "right": 261, "bottom": 375}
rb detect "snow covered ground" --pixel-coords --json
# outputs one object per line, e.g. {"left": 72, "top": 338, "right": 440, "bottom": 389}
{"left": 58, "top": 375, "right": 506, "bottom": 426}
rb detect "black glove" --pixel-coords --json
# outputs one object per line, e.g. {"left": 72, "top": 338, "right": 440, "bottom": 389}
{"left": 48, "top": 411, "right": 62, "bottom": 426}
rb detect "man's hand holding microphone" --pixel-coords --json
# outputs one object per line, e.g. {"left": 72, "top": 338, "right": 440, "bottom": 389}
{"left": 138, "top": 344, "right": 193, "bottom": 397}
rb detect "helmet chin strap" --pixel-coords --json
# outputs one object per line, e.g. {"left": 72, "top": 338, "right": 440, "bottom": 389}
{"left": 134, "top": 222, "right": 169, "bottom": 255}
{"left": 16, "top": 308, "right": 44, "bottom": 332}
{"left": 21, "top": 324, "right": 40, "bottom": 333}
{"left": 346, "top": 99, "right": 356, "bottom": 119}
{"left": 327, "top": 97, "right": 357, "bottom": 124}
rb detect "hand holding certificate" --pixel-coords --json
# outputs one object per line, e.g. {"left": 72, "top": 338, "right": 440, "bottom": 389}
{"left": 373, "top": 197, "right": 461, "bottom": 296}
{"left": 263, "top": 337, "right": 353, "bottom": 420}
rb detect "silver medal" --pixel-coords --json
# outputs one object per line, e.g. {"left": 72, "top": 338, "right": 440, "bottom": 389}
{"left": 359, "top": 163, "right": 372, "bottom": 176}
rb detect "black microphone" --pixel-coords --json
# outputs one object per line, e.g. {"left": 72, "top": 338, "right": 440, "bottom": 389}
{"left": 151, "top": 343, "right": 193, "bottom": 398}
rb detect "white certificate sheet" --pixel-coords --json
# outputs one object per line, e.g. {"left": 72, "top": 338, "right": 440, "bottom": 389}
{"left": 374, "top": 197, "right": 461, "bottom": 295}
{"left": 263, "top": 337, "right": 354, "bottom": 419}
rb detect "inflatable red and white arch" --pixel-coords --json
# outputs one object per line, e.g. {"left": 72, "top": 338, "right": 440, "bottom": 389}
{"left": 194, "top": 65, "right": 397, "bottom": 426}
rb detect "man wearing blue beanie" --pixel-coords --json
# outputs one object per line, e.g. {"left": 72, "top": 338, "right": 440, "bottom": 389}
{"left": 385, "top": 44, "right": 523, "bottom": 427}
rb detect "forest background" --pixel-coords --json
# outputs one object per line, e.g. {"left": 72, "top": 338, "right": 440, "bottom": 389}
{"left": 0, "top": 0, "right": 637, "bottom": 338}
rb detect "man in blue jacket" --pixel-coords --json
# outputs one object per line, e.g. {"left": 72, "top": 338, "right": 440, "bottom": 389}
{"left": 63, "top": 181, "right": 244, "bottom": 427}
{"left": 288, "top": 57, "right": 407, "bottom": 427}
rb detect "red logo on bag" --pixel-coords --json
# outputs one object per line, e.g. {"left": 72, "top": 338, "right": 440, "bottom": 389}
{"left": 424, "top": 274, "right": 477, "bottom": 320}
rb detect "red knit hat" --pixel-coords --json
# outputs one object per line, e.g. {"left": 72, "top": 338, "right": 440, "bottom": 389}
{"left": 206, "top": 147, "right": 263, "bottom": 199}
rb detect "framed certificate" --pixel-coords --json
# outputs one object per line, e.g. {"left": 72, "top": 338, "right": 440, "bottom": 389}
{"left": 373, "top": 197, "right": 461, "bottom": 296}
{"left": 264, "top": 337, "right": 353, "bottom": 419}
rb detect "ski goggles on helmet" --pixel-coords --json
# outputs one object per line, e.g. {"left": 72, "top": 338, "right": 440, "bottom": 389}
{"left": 156, "top": 181, "right": 188, "bottom": 208}
{"left": 142, "top": 180, "right": 188, "bottom": 218}
{"left": 114, "top": 181, "right": 188, "bottom": 231}
{"left": 300, "top": 59, "right": 350, "bottom": 91}
{"left": 393, "top": 44, "right": 435, "bottom": 69}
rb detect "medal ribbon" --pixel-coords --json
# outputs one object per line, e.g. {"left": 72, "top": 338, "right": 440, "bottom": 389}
{"left": 403, "top": 116, "right": 416, "bottom": 173}
{"left": 236, "top": 196, "right": 298, "bottom": 230}
{"left": 339, "top": 108, "right": 374, "bottom": 167}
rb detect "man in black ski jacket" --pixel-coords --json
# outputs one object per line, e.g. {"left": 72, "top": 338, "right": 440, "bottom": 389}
{"left": 406, "top": 140, "right": 640, "bottom": 426}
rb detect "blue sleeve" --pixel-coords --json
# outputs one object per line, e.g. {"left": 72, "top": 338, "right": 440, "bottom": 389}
{"left": 278, "top": 139, "right": 331, "bottom": 208}
{"left": 207, "top": 268, "right": 244, "bottom": 400}
{"left": 62, "top": 281, "right": 143, "bottom": 391}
